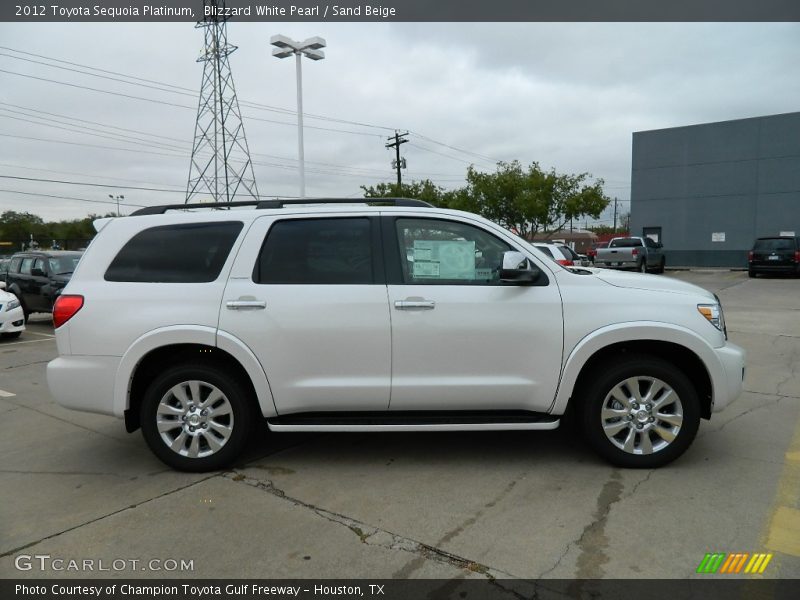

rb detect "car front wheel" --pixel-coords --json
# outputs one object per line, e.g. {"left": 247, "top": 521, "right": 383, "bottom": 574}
{"left": 580, "top": 356, "right": 701, "bottom": 468}
{"left": 140, "top": 363, "right": 253, "bottom": 472}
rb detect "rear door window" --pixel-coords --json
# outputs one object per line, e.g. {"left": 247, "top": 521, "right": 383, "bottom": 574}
{"left": 254, "top": 218, "right": 374, "bottom": 285}
{"left": 105, "top": 222, "right": 243, "bottom": 283}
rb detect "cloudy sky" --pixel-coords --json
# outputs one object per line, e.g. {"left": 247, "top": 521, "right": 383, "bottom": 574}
{"left": 0, "top": 21, "right": 798, "bottom": 224}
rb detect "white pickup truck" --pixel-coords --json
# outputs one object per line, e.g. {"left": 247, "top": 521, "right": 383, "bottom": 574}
{"left": 595, "top": 236, "right": 666, "bottom": 273}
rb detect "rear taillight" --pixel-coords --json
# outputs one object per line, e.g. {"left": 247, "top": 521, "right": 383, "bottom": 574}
{"left": 557, "top": 259, "right": 574, "bottom": 266}
{"left": 748, "top": 251, "right": 754, "bottom": 262}
{"left": 631, "top": 248, "right": 639, "bottom": 257}
{"left": 53, "top": 295, "right": 84, "bottom": 328}
{"left": 795, "top": 251, "right": 800, "bottom": 263}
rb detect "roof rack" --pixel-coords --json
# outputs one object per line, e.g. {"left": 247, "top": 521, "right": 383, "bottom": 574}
{"left": 130, "top": 198, "right": 433, "bottom": 216}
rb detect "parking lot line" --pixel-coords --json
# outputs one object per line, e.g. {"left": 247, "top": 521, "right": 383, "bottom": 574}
{"left": 762, "top": 408, "right": 800, "bottom": 559}
{"left": 22, "top": 330, "right": 55, "bottom": 338}
{"left": 3, "top": 338, "right": 55, "bottom": 345}
{"left": 0, "top": 389, "right": 16, "bottom": 397}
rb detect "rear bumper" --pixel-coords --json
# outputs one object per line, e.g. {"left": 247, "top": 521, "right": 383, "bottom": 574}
{"left": 749, "top": 262, "right": 800, "bottom": 274}
{"left": 710, "top": 342, "right": 746, "bottom": 413}
{"left": 47, "top": 355, "right": 121, "bottom": 417}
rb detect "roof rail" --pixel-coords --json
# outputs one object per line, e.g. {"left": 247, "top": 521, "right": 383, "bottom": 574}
{"left": 130, "top": 198, "right": 433, "bottom": 216}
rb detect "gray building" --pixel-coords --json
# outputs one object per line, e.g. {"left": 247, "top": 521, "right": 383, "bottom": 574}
{"left": 630, "top": 112, "right": 800, "bottom": 267}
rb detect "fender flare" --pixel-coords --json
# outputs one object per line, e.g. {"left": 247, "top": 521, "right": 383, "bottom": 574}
{"left": 113, "top": 325, "right": 277, "bottom": 418}
{"left": 550, "top": 321, "right": 723, "bottom": 415}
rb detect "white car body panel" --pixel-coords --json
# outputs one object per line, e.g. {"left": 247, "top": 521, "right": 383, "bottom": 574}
{"left": 218, "top": 214, "right": 392, "bottom": 414}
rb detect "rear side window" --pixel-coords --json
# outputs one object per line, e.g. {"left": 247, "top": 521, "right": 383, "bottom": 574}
{"left": 753, "top": 238, "right": 796, "bottom": 252}
{"left": 105, "top": 222, "right": 243, "bottom": 283}
{"left": 254, "top": 218, "right": 373, "bottom": 285}
{"left": 20, "top": 257, "right": 34, "bottom": 275}
{"left": 9, "top": 257, "right": 22, "bottom": 273}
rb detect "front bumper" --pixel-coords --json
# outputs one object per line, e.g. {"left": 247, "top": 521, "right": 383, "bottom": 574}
{"left": 711, "top": 342, "right": 746, "bottom": 413}
{"left": 0, "top": 306, "right": 25, "bottom": 334}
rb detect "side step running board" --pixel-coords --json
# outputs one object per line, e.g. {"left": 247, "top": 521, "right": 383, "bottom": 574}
{"left": 267, "top": 411, "right": 560, "bottom": 432}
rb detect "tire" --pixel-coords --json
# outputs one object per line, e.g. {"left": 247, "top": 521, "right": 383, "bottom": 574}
{"left": 140, "top": 362, "right": 254, "bottom": 472}
{"left": 748, "top": 269, "right": 756, "bottom": 278}
{"left": 638, "top": 260, "right": 647, "bottom": 273}
{"left": 2, "top": 331, "right": 22, "bottom": 339}
{"left": 657, "top": 257, "right": 666, "bottom": 274}
{"left": 579, "top": 356, "right": 701, "bottom": 468}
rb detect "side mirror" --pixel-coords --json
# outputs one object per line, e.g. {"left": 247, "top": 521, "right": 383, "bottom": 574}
{"left": 31, "top": 267, "right": 45, "bottom": 277}
{"left": 500, "top": 251, "right": 541, "bottom": 285}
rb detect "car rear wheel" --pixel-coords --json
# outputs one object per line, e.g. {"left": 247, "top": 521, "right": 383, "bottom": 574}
{"left": 140, "top": 363, "right": 253, "bottom": 472}
{"left": 638, "top": 260, "right": 647, "bottom": 273}
{"left": 580, "top": 356, "right": 701, "bottom": 468}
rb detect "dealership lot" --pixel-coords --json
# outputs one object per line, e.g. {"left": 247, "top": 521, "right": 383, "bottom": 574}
{"left": 0, "top": 270, "right": 798, "bottom": 580}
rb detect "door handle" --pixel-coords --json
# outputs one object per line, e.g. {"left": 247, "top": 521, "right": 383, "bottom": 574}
{"left": 394, "top": 300, "right": 435, "bottom": 310}
{"left": 226, "top": 300, "right": 266, "bottom": 310}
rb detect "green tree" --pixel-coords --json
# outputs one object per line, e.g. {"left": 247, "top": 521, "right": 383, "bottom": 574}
{"left": 360, "top": 179, "right": 450, "bottom": 207}
{"left": 0, "top": 211, "right": 47, "bottom": 243}
{"left": 462, "top": 161, "right": 610, "bottom": 238}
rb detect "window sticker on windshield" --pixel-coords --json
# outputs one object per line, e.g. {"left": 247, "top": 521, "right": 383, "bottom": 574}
{"left": 412, "top": 240, "right": 476, "bottom": 280}
{"left": 475, "top": 268, "right": 492, "bottom": 279}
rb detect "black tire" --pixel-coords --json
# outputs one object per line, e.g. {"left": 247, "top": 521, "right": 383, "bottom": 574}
{"left": 2, "top": 331, "right": 22, "bottom": 339}
{"left": 638, "top": 260, "right": 647, "bottom": 273}
{"left": 140, "top": 362, "right": 254, "bottom": 472}
{"left": 657, "top": 257, "right": 666, "bottom": 274}
{"left": 748, "top": 269, "right": 756, "bottom": 278}
{"left": 579, "top": 355, "right": 701, "bottom": 468}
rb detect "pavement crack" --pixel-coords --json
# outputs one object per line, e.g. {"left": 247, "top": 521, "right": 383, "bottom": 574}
{"left": 537, "top": 469, "right": 654, "bottom": 579}
{"left": 225, "top": 471, "right": 517, "bottom": 581}
{"left": 700, "top": 395, "right": 784, "bottom": 437}
{"left": 0, "top": 473, "right": 219, "bottom": 558}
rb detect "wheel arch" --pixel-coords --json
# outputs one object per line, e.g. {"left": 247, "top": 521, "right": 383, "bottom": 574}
{"left": 115, "top": 326, "right": 276, "bottom": 431}
{"left": 553, "top": 324, "right": 717, "bottom": 420}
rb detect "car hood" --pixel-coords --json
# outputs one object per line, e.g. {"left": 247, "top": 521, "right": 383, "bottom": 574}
{"left": 581, "top": 268, "right": 716, "bottom": 300}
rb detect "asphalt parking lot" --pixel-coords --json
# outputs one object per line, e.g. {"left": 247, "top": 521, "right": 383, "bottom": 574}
{"left": 0, "top": 270, "right": 798, "bottom": 581}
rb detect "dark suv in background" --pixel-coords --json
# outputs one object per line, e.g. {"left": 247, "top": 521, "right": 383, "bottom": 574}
{"left": 748, "top": 236, "right": 800, "bottom": 278}
{"left": 4, "top": 251, "right": 83, "bottom": 320}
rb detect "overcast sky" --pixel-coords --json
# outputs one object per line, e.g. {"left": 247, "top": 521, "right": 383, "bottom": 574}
{"left": 0, "top": 21, "right": 798, "bottom": 225}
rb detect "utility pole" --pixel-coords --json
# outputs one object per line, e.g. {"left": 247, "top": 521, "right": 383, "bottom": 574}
{"left": 613, "top": 197, "right": 618, "bottom": 233}
{"left": 386, "top": 131, "right": 409, "bottom": 195}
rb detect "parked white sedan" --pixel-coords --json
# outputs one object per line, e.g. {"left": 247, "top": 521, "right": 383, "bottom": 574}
{"left": 0, "top": 283, "right": 25, "bottom": 339}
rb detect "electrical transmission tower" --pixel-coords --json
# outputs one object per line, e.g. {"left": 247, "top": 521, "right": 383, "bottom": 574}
{"left": 186, "top": 0, "right": 259, "bottom": 204}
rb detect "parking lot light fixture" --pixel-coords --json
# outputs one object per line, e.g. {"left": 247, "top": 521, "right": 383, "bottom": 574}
{"left": 270, "top": 34, "right": 327, "bottom": 198}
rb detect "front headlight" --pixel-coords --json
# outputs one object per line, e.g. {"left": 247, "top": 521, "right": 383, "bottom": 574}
{"left": 697, "top": 302, "right": 726, "bottom": 337}
{"left": 6, "top": 299, "right": 20, "bottom": 311}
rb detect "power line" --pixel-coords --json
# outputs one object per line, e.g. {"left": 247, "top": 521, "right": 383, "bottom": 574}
{"left": 0, "top": 46, "right": 507, "bottom": 158}
{"left": 0, "top": 187, "right": 148, "bottom": 208}
{"left": 0, "top": 174, "right": 188, "bottom": 194}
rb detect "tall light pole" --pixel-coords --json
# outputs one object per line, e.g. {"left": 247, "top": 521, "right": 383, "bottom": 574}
{"left": 108, "top": 194, "right": 124, "bottom": 216}
{"left": 270, "top": 34, "right": 326, "bottom": 198}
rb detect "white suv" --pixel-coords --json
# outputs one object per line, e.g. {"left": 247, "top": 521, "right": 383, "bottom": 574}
{"left": 47, "top": 199, "right": 745, "bottom": 471}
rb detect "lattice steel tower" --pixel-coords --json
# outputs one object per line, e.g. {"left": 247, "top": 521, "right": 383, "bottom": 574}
{"left": 186, "top": 0, "right": 259, "bottom": 203}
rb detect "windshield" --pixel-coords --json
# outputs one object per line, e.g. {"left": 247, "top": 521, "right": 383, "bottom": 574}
{"left": 48, "top": 256, "right": 81, "bottom": 275}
